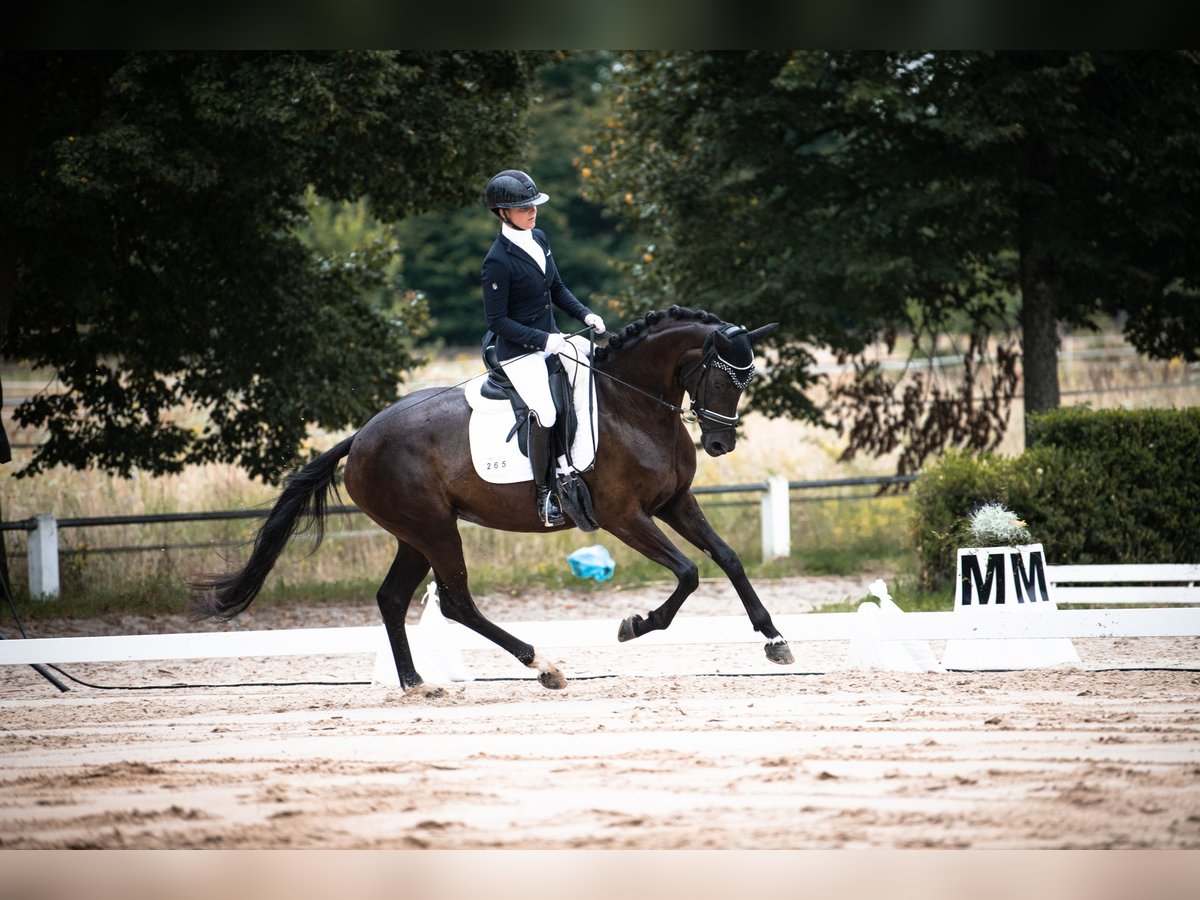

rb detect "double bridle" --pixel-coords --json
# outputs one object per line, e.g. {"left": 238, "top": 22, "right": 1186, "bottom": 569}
{"left": 678, "top": 324, "right": 755, "bottom": 432}
{"left": 569, "top": 322, "right": 755, "bottom": 433}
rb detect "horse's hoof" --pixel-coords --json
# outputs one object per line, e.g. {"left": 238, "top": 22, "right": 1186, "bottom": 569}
{"left": 617, "top": 615, "right": 642, "bottom": 642}
{"left": 403, "top": 681, "right": 448, "bottom": 699}
{"left": 765, "top": 640, "right": 794, "bottom": 665}
{"left": 530, "top": 652, "right": 567, "bottom": 689}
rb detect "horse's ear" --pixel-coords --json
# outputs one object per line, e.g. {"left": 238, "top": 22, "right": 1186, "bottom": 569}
{"left": 747, "top": 323, "right": 780, "bottom": 346}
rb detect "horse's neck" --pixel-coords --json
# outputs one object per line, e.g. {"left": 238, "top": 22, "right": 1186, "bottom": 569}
{"left": 601, "top": 322, "right": 708, "bottom": 404}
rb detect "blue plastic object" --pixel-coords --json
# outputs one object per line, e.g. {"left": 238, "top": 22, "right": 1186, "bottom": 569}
{"left": 566, "top": 544, "right": 616, "bottom": 582}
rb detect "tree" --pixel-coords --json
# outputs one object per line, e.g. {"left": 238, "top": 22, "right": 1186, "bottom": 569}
{"left": 0, "top": 50, "right": 549, "bottom": 482}
{"left": 294, "top": 186, "right": 430, "bottom": 351}
{"left": 395, "top": 51, "right": 637, "bottom": 346}
{"left": 586, "top": 51, "right": 1200, "bottom": 473}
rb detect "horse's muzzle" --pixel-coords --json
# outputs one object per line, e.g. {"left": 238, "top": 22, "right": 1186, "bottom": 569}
{"left": 701, "top": 429, "right": 737, "bottom": 457}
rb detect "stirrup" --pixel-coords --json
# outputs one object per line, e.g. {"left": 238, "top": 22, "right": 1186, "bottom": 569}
{"left": 538, "top": 487, "right": 564, "bottom": 527}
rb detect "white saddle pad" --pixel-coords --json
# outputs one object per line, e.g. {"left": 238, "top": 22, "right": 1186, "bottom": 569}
{"left": 463, "top": 335, "right": 599, "bottom": 484}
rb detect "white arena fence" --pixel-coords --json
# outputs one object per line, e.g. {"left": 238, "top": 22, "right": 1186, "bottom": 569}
{"left": 2, "top": 604, "right": 1198, "bottom": 683}
{"left": 2, "top": 579, "right": 1198, "bottom": 683}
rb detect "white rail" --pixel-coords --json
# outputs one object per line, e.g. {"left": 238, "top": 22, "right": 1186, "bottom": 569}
{"left": 1047, "top": 563, "right": 1200, "bottom": 605}
{"left": 3, "top": 608, "right": 1197, "bottom": 667}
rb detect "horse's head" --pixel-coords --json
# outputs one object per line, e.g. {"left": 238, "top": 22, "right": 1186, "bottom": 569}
{"left": 684, "top": 322, "right": 778, "bottom": 457}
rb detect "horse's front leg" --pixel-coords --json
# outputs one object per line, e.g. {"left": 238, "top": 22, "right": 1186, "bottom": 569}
{"left": 658, "top": 491, "right": 794, "bottom": 666}
{"left": 605, "top": 511, "right": 702, "bottom": 641}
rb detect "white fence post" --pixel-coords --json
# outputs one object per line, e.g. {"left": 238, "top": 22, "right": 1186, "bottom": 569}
{"left": 760, "top": 476, "right": 791, "bottom": 561}
{"left": 28, "top": 513, "right": 60, "bottom": 600}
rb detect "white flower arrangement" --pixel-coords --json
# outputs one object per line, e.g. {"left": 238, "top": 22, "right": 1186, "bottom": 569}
{"left": 966, "top": 501, "right": 1032, "bottom": 546}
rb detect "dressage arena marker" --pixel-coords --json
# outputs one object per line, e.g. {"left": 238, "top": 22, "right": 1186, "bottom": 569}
{"left": 940, "top": 544, "right": 1081, "bottom": 670}
{"left": 2, "top": 589, "right": 1198, "bottom": 683}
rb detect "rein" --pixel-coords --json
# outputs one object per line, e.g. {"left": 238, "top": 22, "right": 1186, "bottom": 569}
{"left": 575, "top": 323, "right": 754, "bottom": 431}
{"left": 367, "top": 322, "right": 752, "bottom": 433}
{"left": 570, "top": 355, "right": 689, "bottom": 418}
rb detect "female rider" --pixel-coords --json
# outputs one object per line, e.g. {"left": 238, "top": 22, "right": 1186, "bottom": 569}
{"left": 480, "top": 169, "right": 605, "bottom": 526}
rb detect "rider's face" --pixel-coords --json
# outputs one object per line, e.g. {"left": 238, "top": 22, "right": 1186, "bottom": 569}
{"left": 505, "top": 206, "right": 537, "bottom": 230}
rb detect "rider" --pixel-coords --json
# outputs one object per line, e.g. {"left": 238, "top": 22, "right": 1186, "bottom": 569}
{"left": 481, "top": 169, "right": 606, "bottom": 526}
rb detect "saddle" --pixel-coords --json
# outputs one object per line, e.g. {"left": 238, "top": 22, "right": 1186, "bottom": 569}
{"left": 481, "top": 344, "right": 579, "bottom": 461}
{"left": 480, "top": 343, "right": 599, "bottom": 532}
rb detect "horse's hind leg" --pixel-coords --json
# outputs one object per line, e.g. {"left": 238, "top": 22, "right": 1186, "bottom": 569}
{"left": 424, "top": 528, "right": 567, "bottom": 690}
{"left": 658, "top": 492, "right": 794, "bottom": 665}
{"left": 376, "top": 541, "right": 441, "bottom": 696}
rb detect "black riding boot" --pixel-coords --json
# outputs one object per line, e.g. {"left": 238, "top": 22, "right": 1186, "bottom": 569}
{"left": 528, "top": 415, "right": 564, "bottom": 527}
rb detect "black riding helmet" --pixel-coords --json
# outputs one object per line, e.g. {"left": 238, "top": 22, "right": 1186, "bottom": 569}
{"left": 485, "top": 169, "right": 549, "bottom": 212}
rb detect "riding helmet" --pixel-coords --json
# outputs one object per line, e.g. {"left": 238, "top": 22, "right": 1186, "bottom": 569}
{"left": 485, "top": 169, "right": 549, "bottom": 209}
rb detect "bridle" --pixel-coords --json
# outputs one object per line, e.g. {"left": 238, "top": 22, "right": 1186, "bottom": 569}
{"left": 562, "top": 322, "right": 755, "bottom": 433}
{"left": 678, "top": 324, "right": 755, "bottom": 432}
{"left": 361, "top": 322, "right": 757, "bottom": 439}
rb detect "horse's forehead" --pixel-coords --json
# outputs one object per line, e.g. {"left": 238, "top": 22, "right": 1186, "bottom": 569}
{"left": 718, "top": 328, "right": 754, "bottom": 367}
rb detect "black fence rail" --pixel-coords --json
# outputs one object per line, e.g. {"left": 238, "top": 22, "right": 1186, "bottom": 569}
{"left": 3, "top": 474, "right": 918, "bottom": 597}
{"left": 1, "top": 474, "right": 918, "bottom": 534}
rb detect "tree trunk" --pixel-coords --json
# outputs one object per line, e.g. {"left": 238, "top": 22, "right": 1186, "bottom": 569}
{"left": 0, "top": 235, "right": 14, "bottom": 592}
{"left": 1016, "top": 126, "right": 1064, "bottom": 445}
{"left": 0, "top": 367, "right": 10, "bottom": 597}
{"left": 1018, "top": 252, "right": 1061, "bottom": 444}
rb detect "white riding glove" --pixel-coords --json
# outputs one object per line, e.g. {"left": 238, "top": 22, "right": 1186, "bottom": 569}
{"left": 584, "top": 313, "right": 606, "bottom": 334}
{"left": 544, "top": 332, "right": 569, "bottom": 355}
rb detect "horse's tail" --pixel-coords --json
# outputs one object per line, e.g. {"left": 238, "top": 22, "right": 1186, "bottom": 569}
{"left": 187, "top": 435, "right": 356, "bottom": 621}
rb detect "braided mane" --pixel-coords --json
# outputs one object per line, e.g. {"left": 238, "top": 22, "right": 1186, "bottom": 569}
{"left": 594, "top": 305, "right": 725, "bottom": 361}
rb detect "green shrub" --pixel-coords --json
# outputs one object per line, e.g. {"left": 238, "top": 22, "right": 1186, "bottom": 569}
{"left": 913, "top": 406, "right": 1200, "bottom": 590}
{"left": 910, "top": 449, "right": 1039, "bottom": 591}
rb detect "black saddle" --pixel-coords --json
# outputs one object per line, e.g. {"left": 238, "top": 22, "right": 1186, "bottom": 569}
{"left": 481, "top": 344, "right": 579, "bottom": 461}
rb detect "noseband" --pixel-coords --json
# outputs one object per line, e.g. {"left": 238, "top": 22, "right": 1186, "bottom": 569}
{"left": 682, "top": 325, "right": 755, "bottom": 432}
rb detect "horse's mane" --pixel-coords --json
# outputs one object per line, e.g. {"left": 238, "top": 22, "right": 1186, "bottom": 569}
{"left": 594, "top": 305, "right": 725, "bottom": 362}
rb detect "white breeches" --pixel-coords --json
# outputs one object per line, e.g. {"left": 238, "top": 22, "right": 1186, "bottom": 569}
{"left": 499, "top": 349, "right": 557, "bottom": 426}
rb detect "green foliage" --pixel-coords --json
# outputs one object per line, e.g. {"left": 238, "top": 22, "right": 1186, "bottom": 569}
{"left": 295, "top": 187, "right": 430, "bottom": 350}
{"left": 912, "top": 449, "right": 1009, "bottom": 588}
{"left": 395, "top": 51, "right": 637, "bottom": 346}
{"left": 587, "top": 51, "right": 1200, "bottom": 464}
{"left": 913, "top": 407, "right": 1200, "bottom": 589}
{"left": 1027, "top": 406, "right": 1200, "bottom": 562}
{"left": 0, "top": 51, "right": 549, "bottom": 482}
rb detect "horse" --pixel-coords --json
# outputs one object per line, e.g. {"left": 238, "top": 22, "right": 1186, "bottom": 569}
{"left": 189, "top": 305, "right": 794, "bottom": 695}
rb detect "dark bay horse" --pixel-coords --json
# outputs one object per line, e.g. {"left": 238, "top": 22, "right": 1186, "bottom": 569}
{"left": 190, "top": 306, "right": 794, "bottom": 694}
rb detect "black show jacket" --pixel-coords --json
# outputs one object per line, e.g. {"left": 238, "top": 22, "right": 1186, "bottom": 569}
{"left": 481, "top": 228, "right": 593, "bottom": 360}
